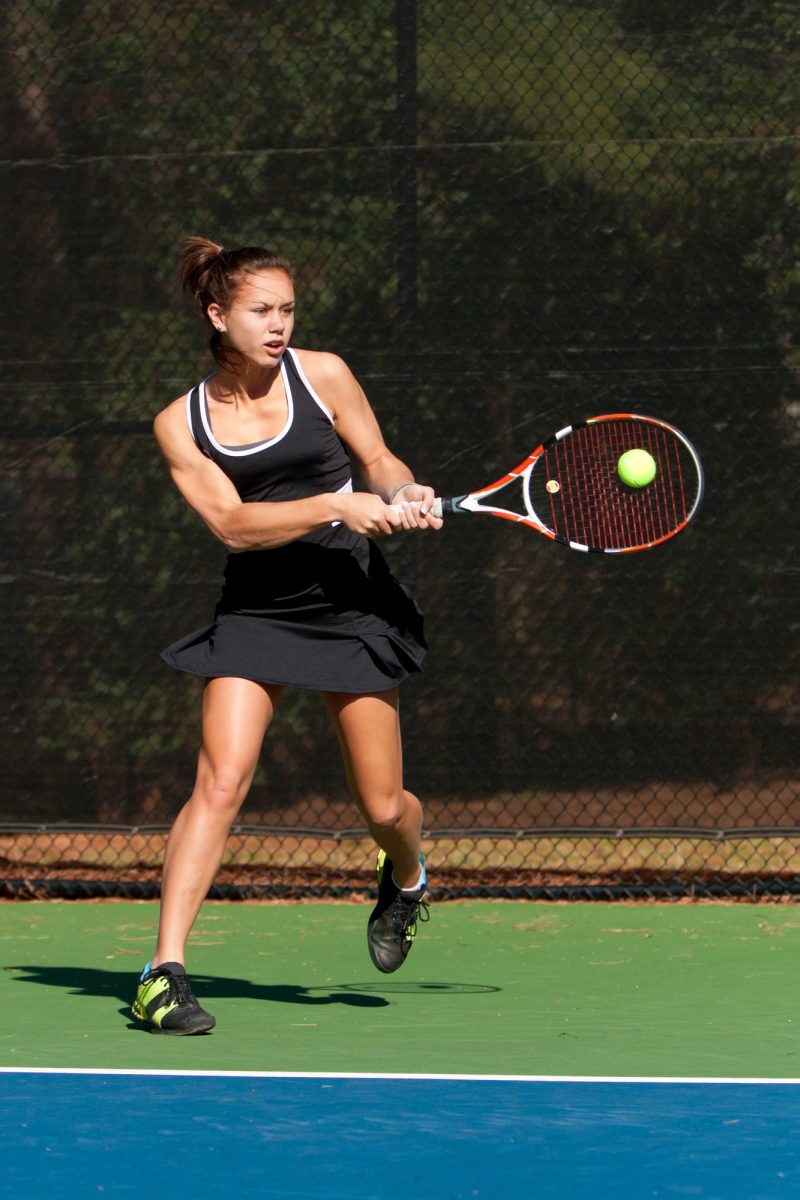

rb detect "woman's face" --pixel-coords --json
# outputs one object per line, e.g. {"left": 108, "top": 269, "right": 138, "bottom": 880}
{"left": 211, "top": 269, "right": 295, "bottom": 369}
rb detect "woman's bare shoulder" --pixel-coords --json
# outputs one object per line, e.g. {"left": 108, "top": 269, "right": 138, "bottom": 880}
{"left": 292, "top": 347, "right": 351, "bottom": 384}
{"left": 153, "top": 392, "right": 191, "bottom": 448}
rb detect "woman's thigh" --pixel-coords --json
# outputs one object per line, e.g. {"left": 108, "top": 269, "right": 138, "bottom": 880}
{"left": 197, "top": 676, "right": 283, "bottom": 791}
{"left": 322, "top": 689, "right": 404, "bottom": 821}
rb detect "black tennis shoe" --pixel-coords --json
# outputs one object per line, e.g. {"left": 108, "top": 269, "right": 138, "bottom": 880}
{"left": 367, "top": 850, "right": 429, "bottom": 973}
{"left": 132, "top": 961, "right": 216, "bottom": 1035}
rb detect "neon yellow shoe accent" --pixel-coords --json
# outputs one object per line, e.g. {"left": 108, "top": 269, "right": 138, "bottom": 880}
{"left": 132, "top": 963, "right": 216, "bottom": 1035}
{"left": 133, "top": 971, "right": 179, "bottom": 1028}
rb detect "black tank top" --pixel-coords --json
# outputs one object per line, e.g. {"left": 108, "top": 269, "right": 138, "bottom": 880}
{"left": 187, "top": 347, "right": 353, "bottom": 509}
{"left": 185, "top": 348, "right": 389, "bottom": 618}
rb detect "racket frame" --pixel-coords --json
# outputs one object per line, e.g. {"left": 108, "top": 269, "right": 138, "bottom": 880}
{"left": 433, "top": 413, "right": 704, "bottom": 554}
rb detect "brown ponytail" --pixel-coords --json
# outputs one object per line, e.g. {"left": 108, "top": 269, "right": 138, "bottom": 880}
{"left": 180, "top": 235, "right": 225, "bottom": 307}
{"left": 179, "top": 236, "right": 294, "bottom": 370}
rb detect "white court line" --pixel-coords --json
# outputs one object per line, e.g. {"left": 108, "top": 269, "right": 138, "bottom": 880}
{"left": 1, "top": 1067, "right": 800, "bottom": 1085}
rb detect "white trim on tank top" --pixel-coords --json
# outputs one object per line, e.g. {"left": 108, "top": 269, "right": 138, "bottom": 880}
{"left": 187, "top": 349, "right": 334, "bottom": 458}
{"left": 284, "top": 347, "right": 336, "bottom": 421}
{"left": 193, "top": 360, "right": 294, "bottom": 457}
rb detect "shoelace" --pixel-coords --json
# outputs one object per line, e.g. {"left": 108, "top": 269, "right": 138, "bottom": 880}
{"left": 157, "top": 969, "right": 197, "bottom": 1008}
{"left": 390, "top": 895, "right": 430, "bottom": 941}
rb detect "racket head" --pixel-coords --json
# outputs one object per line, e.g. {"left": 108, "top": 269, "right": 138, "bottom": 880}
{"left": 451, "top": 414, "right": 704, "bottom": 553}
{"left": 524, "top": 414, "right": 704, "bottom": 552}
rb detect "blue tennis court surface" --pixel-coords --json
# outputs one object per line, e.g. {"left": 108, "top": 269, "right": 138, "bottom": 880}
{"left": 3, "top": 1069, "right": 799, "bottom": 1199}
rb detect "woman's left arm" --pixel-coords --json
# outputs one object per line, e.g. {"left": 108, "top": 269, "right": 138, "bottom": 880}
{"left": 299, "top": 351, "right": 443, "bottom": 530}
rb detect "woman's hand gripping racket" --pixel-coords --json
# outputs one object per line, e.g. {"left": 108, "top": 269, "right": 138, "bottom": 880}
{"left": 424, "top": 414, "right": 704, "bottom": 553}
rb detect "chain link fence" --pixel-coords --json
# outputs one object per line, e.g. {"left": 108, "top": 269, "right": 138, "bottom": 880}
{"left": 1, "top": 1, "right": 798, "bottom": 899}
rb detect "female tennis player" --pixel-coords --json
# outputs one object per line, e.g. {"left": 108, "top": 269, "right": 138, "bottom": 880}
{"left": 132, "top": 237, "right": 441, "bottom": 1034}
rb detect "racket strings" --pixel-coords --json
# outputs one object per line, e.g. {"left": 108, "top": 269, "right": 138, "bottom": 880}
{"left": 532, "top": 419, "right": 698, "bottom": 551}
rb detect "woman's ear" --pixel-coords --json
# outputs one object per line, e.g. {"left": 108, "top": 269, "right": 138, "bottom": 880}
{"left": 206, "top": 303, "right": 225, "bottom": 332}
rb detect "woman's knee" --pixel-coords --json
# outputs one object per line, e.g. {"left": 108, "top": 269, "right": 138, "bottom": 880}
{"left": 362, "top": 788, "right": 419, "bottom": 832}
{"left": 366, "top": 800, "right": 404, "bottom": 831}
{"left": 192, "top": 759, "right": 252, "bottom": 819}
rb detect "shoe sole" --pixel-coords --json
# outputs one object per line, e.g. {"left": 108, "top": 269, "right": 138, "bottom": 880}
{"left": 144, "top": 1021, "right": 216, "bottom": 1035}
{"left": 131, "top": 999, "right": 216, "bottom": 1035}
{"left": 132, "top": 1013, "right": 216, "bottom": 1035}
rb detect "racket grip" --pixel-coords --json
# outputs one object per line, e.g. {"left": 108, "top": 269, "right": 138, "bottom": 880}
{"left": 388, "top": 498, "right": 446, "bottom": 518}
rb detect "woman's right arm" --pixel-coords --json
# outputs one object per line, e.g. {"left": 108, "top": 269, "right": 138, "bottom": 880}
{"left": 153, "top": 399, "right": 404, "bottom": 550}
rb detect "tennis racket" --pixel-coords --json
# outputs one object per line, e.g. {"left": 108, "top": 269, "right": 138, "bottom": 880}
{"left": 426, "top": 414, "right": 703, "bottom": 554}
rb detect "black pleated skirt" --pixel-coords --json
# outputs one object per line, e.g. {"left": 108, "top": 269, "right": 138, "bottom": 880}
{"left": 161, "top": 535, "right": 427, "bottom": 694}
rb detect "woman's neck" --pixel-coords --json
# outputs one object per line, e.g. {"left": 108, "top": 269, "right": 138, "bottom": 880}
{"left": 210, "top": 360, "right": 282, "bottom": 404}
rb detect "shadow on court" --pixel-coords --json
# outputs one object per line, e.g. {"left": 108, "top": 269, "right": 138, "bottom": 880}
{"left": 4, "top": 966, "right": 501, "bottom": 1031}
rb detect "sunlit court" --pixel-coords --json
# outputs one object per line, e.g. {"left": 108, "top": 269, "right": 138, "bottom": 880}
{"left": 2, "top": 2, "right": 797, "bottom": 1197}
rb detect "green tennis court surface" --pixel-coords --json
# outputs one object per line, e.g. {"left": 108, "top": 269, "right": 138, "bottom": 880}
{"left": 2, "top": 900, "right": 799, "bottom": 1077}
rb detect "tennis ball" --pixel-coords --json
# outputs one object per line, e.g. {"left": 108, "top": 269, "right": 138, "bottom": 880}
{"left": 617, "top": 448, "right": 657, "bottom": 488}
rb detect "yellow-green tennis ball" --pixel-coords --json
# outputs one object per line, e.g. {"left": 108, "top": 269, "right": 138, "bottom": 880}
{"left": 618, "top": 448, "right": 657, "bottom": 488}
